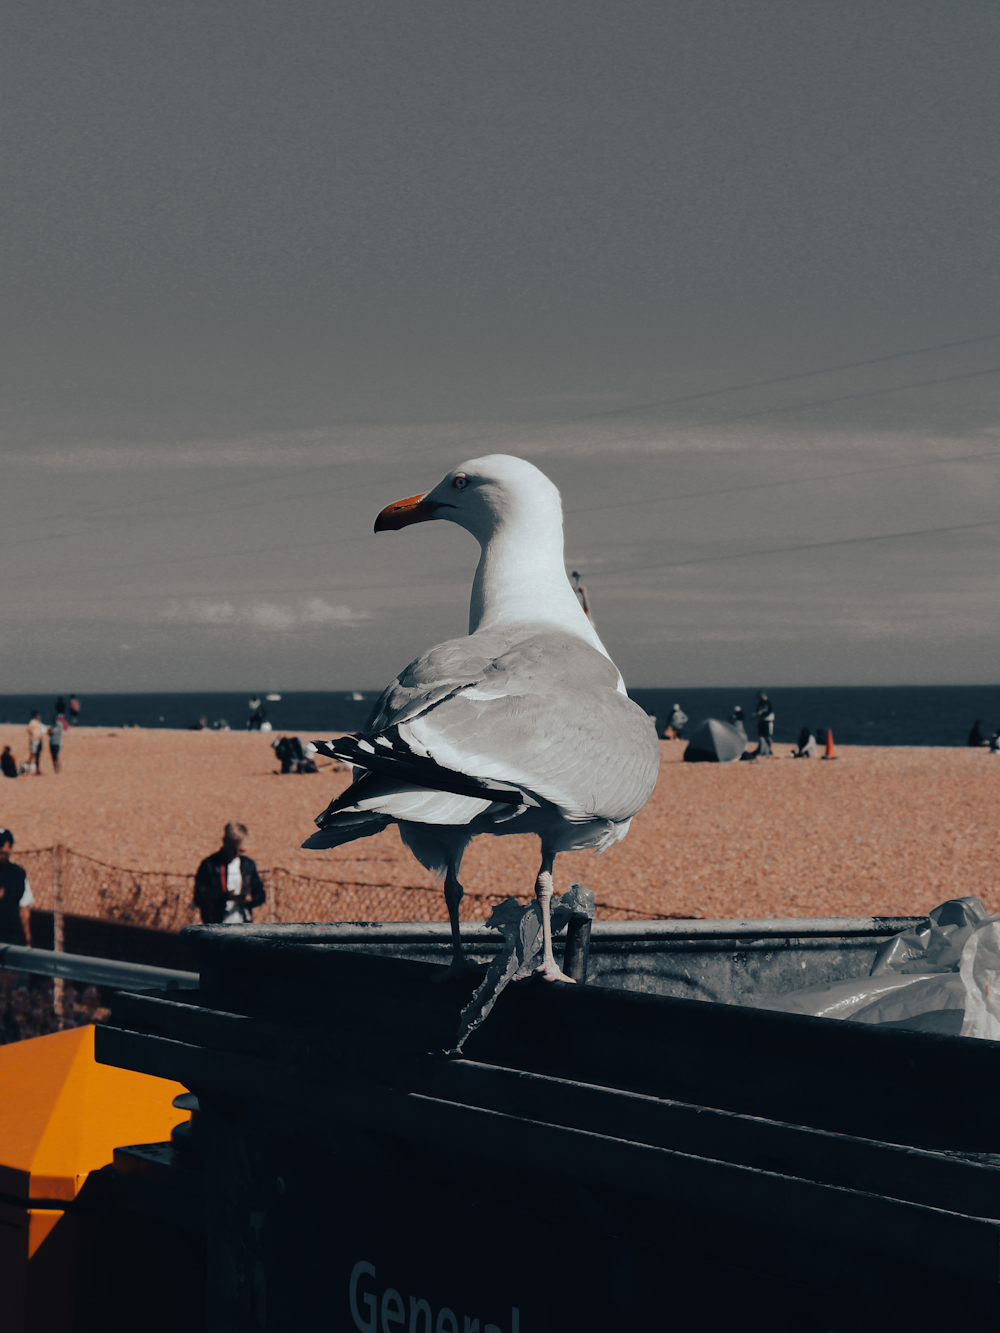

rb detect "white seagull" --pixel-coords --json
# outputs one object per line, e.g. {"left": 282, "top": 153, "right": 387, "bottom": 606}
{"left": 303, "top": 455, "right": 660, "bottom": 981}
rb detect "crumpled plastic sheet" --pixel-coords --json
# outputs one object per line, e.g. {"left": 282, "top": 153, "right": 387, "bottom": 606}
{"left": 754, "top": 895, "right": 1000, "bottom": 1039}
{"left": 453, "top": 882, "right": 596, "bottom": 1051}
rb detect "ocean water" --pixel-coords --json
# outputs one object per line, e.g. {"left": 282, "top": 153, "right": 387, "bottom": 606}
{"left": 629, "top": 686, "right": 1000, "bottom": 749}
{"left": 1, "top": 685, "right": 998, "bottom": 748}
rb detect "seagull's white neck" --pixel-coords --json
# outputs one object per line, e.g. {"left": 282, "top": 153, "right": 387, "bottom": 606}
{"left": 468, "top": 506, "right": 612, "bottom": 662}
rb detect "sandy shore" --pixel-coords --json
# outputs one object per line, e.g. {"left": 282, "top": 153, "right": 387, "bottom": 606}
{"left": 0, "top": 724, "right": 997, "bottom": 921}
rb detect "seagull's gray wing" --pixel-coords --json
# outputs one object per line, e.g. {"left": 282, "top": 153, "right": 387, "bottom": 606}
{"left": 370, "top": 629, "right": 660, "bottom": 824}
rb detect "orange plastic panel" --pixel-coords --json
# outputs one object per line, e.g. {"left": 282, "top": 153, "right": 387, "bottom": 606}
{"left": 0, "top": 1025, "right": 188, "bottom": 1200}
{"left": 27, "top": 1208, "right": 62, "bottom": 1259}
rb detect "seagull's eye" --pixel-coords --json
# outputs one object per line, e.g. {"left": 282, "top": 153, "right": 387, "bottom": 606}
{"left": 452, "top": 474, "right": 468, "bottom": 490}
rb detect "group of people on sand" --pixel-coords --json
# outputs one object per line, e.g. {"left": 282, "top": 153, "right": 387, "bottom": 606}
{"left": 729, "top": 695, "right": 777, "bottom": 757}
{"left": 663, "top": 694, "right": 827, "bottom": 759}
{"left": 1, "top": 698, "right": 77, "bottom": 778}
{"left": 664, "top": 694, "right": 778, "bottom": 753}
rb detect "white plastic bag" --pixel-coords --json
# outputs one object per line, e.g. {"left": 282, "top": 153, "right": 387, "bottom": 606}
{"left": 959, "top": 920, "right": 1000, "bottom": 1041}
{"left": 755, "top": 896, "right": 1000, "bottom": 1040}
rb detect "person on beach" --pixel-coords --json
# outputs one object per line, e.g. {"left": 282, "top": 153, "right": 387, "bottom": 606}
{"left": 755, "top": 710, "right": 773, "bottom": 756}
{"left": 790, "top": 727, "right": 818, "bottom": 758}
{"left": 272, "top": 735, "right": 317, "bottom": 773}
{"left": 968, "top": 720, "right": 989, "bottom": 747}
{"left": 193, "top": 822, "right": 266, "bottom": 925}
{"left": 1, "top": 747, "right": 18, "bottom": 779}
{"left": 48, "top": 710, "right": 66, "bottom": 774}
{"left": 68, "top": 695, "right": 80, "bottom": 726}
{"left": 0, "top": 830, "right": 35, "bottom": 946}
{"left": 755, "top": 693, "right": 775, "bottom": 742}
{"left": 664, "top": 703, "right": 687, "bottom": 740}
{"left": 26, "top": 712, "right": 47, "bottom": 775}
{"left": 729, "top": 705, "right": 747, "bottom": 739}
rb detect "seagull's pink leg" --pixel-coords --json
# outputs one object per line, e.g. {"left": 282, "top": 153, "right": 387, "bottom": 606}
{"left": 533, "top": 854, "right": 575, "bottom": 983}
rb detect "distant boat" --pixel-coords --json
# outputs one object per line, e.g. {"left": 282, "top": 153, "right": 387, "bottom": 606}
{"left": 265, "top": 693, "right": 282, "bottom": 702}
{"left": 351, "top": 691, "right": 364, "bottom": 701}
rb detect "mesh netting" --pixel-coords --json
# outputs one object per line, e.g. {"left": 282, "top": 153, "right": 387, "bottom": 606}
{"left": 269, "top": 867, "right": 520, "bottom": 923}
{"left": 24, "top": 847, "right": 199, "bottom": 930}
{"left": 17, "top": 846, "right": 651, "bottom": 930}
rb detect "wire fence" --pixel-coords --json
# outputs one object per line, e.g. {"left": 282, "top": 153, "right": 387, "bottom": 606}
{"left": 17, "top": 846, "right": 653, "bottom": 935}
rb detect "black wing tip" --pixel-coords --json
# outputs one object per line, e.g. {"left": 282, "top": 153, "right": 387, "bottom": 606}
{"left": 312, "top": 738, "right": 344, "bottom": 757}
{"left": 303, "top": 811, "right": 393, "bottom": 850}
{"left": 312, "top": 732, "right": 539, "bottom": 809}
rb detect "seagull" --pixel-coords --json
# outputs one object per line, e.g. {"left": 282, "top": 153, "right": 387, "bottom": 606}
{"left": 303, "top": 455, "right": 660, "bottom": 981}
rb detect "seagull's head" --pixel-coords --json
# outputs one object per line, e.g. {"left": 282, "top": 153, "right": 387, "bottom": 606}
{"left": 374, "top": 454, "right": 562, "bottom": 541}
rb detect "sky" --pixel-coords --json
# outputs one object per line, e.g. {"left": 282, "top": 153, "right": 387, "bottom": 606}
{"left": 2, "top": 0, "right": 1000, "bottom": 692}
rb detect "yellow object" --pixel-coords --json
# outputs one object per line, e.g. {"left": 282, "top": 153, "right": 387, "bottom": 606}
{"left": 0, "top": 1024, "right": 190, "bottom": 1332}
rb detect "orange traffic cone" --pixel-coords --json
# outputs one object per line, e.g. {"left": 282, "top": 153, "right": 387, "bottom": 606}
{"left": 822, "top": 728, "right": 837, "bottom": 760}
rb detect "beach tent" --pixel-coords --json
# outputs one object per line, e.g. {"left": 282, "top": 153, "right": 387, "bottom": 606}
{"left": 683, "top": 717, "right": 747, "bottom": 763}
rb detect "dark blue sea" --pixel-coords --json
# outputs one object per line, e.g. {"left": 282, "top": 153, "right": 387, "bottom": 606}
{"left": 2, "top": 686, "right": 998, "bottom": 748}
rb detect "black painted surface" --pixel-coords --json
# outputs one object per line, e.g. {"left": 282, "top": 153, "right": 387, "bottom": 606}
{"left": 258, "top": 1132, "right": 875, "bottom": 1332}
{"left": 95, "top": 928, "right": 1000, "bottom": 1331}
{"left": 189, "top": 928, "right": 1000, "bottom": 1153}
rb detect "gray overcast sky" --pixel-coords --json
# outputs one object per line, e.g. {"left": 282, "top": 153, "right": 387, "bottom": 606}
{"left": 2, "top": 0, "right": 1000, "bottom": 691}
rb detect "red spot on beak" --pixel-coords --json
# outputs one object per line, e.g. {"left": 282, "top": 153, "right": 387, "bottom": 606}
{"left": 374, "top": 492, "right": 438, "bottom": 533}
{"left": 376, "top": 493, "right": 437, "bottom": 533}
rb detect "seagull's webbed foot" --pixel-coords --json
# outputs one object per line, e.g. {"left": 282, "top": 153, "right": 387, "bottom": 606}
{"left": 532, "top": 857, "right": 576, "bottom": 983}
{"left": 532, "top": 959, "right": 576, "bottom": 983}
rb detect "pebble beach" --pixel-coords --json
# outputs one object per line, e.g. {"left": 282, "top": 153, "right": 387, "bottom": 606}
{"left": 0, "top": 725, "right": 997, "bottom": 922}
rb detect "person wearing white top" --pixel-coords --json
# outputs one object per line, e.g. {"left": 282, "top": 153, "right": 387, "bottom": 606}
{"left": 193, "top": 822, "right": 266, "bottom": 925}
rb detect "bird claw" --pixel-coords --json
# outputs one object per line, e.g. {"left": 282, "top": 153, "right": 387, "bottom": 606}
{"left": 532, "top": 961, "right": 576, "bottom": 983}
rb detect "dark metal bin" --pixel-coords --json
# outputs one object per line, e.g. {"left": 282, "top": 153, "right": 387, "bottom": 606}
{"left": 95, "top": 922, "right": 1000, "bottom": 1332}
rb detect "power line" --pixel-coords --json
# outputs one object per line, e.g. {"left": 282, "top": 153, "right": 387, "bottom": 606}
{"left": 545, "top": 330, "right": 1000, "bottom": 427}
{"left": 0, "top": 530, "right": 365, "bottom": 591}
{"left": 4, "top": 336, "right": 999, "bottom": 599}
{"left": 9, "top": 429, "right": 1000, "bottom": 598}
{"left": 16, "top": 437, "right": 1000, "bottom": 590}
{"left": 7, "top": 330, "right": 998, "bottom": 534}
{"left": 9, "top": 513, "right": 998, "bottom": 615}
{"left": 596, "top": 518, "right": 1000, "bottom": 579}
{"left": 10, "top": 573, "right": 466, "bottom": 610}
{"left": 662, "top": 364, "right": 1000, "bottom": 433}
{"left": 563, "top": 364, "right": 1000, "bottom": 476}
{"left": 566, "top": 446, "right": 1000, "bottom": 517}
{"left": 15, "top": 513, "right": 999, "bottom": 611}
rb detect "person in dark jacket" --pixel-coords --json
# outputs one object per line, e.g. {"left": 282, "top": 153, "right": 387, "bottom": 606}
{"left": 968, "top": 720, "right": 989, "bottom": 747}
{"left": 755, "top": 693, "right": 775, "bottom": 739}
{"left": 193, "top": 822, "right": 266, "bottom": 925}
{"left": 790, "top": 728, "right": 818, "bottom": 758}
{"left": 0, "top": 829, "right": 34, "bottom": 945}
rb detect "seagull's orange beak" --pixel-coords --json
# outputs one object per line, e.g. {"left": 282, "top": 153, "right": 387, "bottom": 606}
{"left": 373, "top": 492, "right": 437, "bottom": 533}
